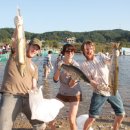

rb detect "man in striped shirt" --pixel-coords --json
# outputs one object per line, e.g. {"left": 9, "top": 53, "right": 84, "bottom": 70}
{"left": 80, "top": 41, "right": 125, "bottom": 130}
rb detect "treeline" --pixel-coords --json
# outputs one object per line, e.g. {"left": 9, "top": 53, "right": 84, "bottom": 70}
{"left": 0, "top": 28, "right": 130, "bottom": 53}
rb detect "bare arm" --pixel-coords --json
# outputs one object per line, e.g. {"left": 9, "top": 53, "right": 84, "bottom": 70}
{"left": 48, "top": 55, "right": 53, "bottom": 69}
{"left": 53, "top": 60, "right": 64, "bottom": 81}
{"left": 32, "top": 78, "right": 38, "bottom": 90}
{"left": 53, "top": 69, "right": 60, "bottom": 81}
{"left": 48, "top": 61, "right": 53, "bottom": 69}
{"left": 11, "top": 14, "right": 24, "bottom": 55}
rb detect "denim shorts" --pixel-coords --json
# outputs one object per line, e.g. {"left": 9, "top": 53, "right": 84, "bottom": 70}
{"left": 89, "top": 91, "right": 125, "bottom": 118}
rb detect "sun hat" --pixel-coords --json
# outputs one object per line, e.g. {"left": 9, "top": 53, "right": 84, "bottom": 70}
{"left": 29, "top": 38, "right": 42, "bottom": 50}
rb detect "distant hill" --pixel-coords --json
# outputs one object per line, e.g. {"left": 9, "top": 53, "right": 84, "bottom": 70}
{"left": 0, "top": 28, "right": 130, "bottom": 44}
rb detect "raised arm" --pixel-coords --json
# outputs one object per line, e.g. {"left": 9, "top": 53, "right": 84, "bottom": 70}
{"left": 11, "top": 13, "right": 23, "bottom": 55}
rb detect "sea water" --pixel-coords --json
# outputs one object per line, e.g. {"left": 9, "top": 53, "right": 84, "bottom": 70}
{"left": 0, "top": 54, "right": 130, "bottom": 111}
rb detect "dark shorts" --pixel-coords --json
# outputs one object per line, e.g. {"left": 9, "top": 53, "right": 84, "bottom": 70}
{"left": 89, "top": 91, "right": 125, "bottom": 118}
{"left": 56, "top": 93, "right": 82, "bottom": 102}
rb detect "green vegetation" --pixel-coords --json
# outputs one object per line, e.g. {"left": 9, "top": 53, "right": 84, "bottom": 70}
{"left": 0, "top": 28, "right": 130, "bottom": 53}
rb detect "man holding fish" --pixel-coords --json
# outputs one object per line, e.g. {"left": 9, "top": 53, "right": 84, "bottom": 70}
{"left": 80, "top": 40, "right": 125, "bottom": 130}
{"left": 0, "top": 10, "right": 46, "bottom": 130}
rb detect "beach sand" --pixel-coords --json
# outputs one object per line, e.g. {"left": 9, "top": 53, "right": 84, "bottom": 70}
{"left": 12, "top": 80, "right": 130, "bottom": 130}
{"left": 12, "top": 112, "right": 130, "bottom": 130}
{"left": 13, "top": 115, "right": 130, "bottom": 130}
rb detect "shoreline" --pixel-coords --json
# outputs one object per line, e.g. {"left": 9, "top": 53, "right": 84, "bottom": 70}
{"left": 12, "top": 81, "right": 130, "bottom": 130}
{"left": 12, "top": 107, "right": 130, "bottom": 130}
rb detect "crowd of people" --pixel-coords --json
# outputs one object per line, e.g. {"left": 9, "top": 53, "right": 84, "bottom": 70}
{"left": 0, "top": 12, "right": 125, "bottom": 130}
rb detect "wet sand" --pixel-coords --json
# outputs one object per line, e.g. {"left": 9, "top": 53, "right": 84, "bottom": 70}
{"left": 12, "top": 79, "right": 130, "bottom": 130}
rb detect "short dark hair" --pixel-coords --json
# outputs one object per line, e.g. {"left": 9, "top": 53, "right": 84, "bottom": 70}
{"left": 61, "top": 44, "right": 76, "bottom": 55}
{"left": 48, "top": 50, "right": 52, "bottom": 54}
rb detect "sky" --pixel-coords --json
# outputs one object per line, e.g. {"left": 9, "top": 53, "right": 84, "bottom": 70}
{"left": 0, "top": 0, "right": 130, "bottom": 33}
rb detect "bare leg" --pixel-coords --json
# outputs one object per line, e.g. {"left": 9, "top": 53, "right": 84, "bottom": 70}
{"left": 48, "top": 120, "right": 56, "bottom": 130}
{"left": 83, "top": 117, "right": 95, "bottom": 130}
{"left": 68, "top": 101, "right": 79, "bottom": 130}
{"left": 44, "top": 67, "right": 50, "bottom": 79}
{"left": 113, "top": 115, "right": 125, "bottom": 130}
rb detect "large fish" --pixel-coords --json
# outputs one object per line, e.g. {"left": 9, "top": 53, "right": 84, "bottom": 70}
{"left": 15, "top": 8, "right": 26, "bottom": 77}
{"left": 61, "top": 64, "right": 90, "bottom": 83}
{"left": 109, "top": 43, "right": 120, "bottom": 95}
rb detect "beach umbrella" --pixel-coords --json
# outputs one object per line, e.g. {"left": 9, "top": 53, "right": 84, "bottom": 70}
{"left": 76, "top": 114, "right": 93, "bottom": 130}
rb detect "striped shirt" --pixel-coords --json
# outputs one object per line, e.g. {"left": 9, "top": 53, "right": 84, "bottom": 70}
{"left": 81, "top": 53, "right": 111, "bottom": 96}
{"left": 43, "top": 54, "right": 51, "bottom": 67}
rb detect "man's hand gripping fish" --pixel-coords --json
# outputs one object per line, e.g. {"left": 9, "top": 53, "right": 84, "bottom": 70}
{"left": 15, "top": 8, "right": 26, "bottom": 77}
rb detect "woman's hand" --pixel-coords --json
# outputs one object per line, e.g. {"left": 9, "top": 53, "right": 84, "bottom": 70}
{"left": 57, "top": 60, "right": 64, "bottom": 70}
{"left": 69, "top": 79, "right": 78, "bottom": 88}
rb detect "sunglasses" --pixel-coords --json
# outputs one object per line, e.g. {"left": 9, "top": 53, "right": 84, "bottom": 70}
{"left": 65, "top": 48, "right": 75, "bottom": 53}
{"left": 65, "top": 49, "right": 75, "bottom": 53}
{"left": 31, "top": 44, "right": 40, "bottom": 50}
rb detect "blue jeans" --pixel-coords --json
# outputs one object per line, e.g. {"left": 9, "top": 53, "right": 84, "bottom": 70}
{"left": 0, "top": 93, "right": 45, "bottom": 130}
{"left": 89, "top": 91, "right": 125, "bottom": 118}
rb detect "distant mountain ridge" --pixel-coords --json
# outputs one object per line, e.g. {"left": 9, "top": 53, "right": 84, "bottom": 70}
{"left": 0, "top": 28, "right": 130, "bottom": 43}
